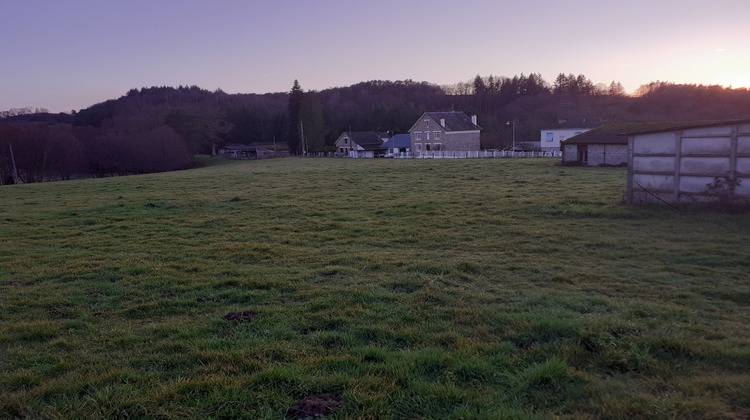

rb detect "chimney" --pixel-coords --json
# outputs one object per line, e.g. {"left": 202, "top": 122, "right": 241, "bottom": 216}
{"left": 440, "top": 118, "right": 445, "bottom": 127}
{"left": 471, "top": 115, "right": 477, "bottom": 125}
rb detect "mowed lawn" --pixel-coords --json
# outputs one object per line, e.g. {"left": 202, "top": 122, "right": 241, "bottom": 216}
{"left": 1, "top": 157, "right": 748, "bottom": 419}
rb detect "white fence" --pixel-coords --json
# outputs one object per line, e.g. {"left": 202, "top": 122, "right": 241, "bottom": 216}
{"left": 394, "top": 150, "right": 562, "bottom": 159}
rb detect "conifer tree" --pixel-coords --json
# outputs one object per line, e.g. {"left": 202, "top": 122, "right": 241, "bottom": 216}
{"left": 287, "top": 80, "right": 304, "bottom": 154}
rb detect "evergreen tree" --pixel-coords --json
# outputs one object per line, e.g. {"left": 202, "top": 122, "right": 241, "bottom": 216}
{"left": 299, "top": 92, "right": 327, "bottom": 153}
{"left": 287, "top": 80, "right": 304, "bottom": 154}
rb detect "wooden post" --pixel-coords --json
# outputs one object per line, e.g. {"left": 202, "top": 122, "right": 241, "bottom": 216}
{"left": 9, "top": 143, "right": 19, "bottom": 184}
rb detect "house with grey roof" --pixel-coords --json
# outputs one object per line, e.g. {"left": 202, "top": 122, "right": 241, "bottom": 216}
{"left": 334, "top": 131, "right": 390, "bottom": 158}
{"left": 408, "top": 112, "right": 481, "bottom": 155}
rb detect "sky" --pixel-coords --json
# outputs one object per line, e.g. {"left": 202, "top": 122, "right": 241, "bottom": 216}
{"left": 2, "top": 0, "right": 749, "bottom": 113}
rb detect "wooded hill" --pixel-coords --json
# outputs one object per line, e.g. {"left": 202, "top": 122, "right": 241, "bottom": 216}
{"left": 3, "top": 76, "right": 750, "bottom": 183}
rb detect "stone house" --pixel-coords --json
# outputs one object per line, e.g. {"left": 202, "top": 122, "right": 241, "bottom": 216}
{"left": 408, "top": 112, "right": 481, "bottom": 155}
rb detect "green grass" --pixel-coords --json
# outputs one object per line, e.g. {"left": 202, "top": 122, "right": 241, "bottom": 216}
{"left": 1, "top": 157, "right": 749, "bottom": 419}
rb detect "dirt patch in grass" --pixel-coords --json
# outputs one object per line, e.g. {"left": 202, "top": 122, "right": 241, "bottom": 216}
{"left": 286, "top": 394, "right": 342, "bottom": 419}
{"left": 197, "top": 297, "right": 219, "bottom": 303}
{"left": 3, "top": 281, "right": 33, "bottom": 286}
{"left": 223, "top": 310, "right": 258, "bottom": 322}
{"left": 86, "top": 289, "right": 106, "bottom": 298}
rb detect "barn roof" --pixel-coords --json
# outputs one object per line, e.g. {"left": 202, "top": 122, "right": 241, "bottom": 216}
{"left": 619, "top": 119, "right": 750, "bottom": 136}
{"left": 382, "top": 134, "right": 411, "bottom": 149}
{"left": 344, "top": 131, "right": 388, "bottom": 146}
{"left": 563, "top": 119, "right": 750, "bottom": 145}
{"left": 410, "top": 112, "right": 481, "bottom": 132}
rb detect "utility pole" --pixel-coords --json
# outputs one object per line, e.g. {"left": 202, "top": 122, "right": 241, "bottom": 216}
{"left": 506, "top": 121, "right": 516, "bottom": 157}
{"left": 9, "top": 143, "right": 19, "bottom": 184}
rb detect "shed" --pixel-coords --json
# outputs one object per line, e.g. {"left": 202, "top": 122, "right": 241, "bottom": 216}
{"left": 382, "top": 134, "right": 411, "bottom": 156}
{"left": 561, "top": 123, "right": 674, "bottom": 167}
{"left": 625, "top": 119, "right": 750, "bottom": 204}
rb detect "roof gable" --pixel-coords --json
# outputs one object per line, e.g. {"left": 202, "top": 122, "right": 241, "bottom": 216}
{"left": 409, "top": 111, "right": 481, "bottom": 133}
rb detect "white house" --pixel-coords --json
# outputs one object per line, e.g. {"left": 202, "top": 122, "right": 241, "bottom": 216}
{"left": 540, "top": 122, "right": 598, "bottom": 152}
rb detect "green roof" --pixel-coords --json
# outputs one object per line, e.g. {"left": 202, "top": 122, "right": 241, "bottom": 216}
{"left": 562, "top": 119, "right": 750, "bottom": 145}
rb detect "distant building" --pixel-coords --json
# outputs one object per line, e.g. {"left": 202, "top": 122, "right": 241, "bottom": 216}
{"left": 540, "top": 121, "right": 598, "bottom": 152}
{"left": 382, "top": 134, "right": 411, "bottom": 156}
{"left": 218, "top": 143, "right": 290, "bottom": 159}
{"left": 561, "top": 124, "right": 631, "bottom": 166}
{"left": 334, "top": 131, "right": 390, "bottom": 158}
{"left": 408, "top": 112, "right": 481, "bottom": 155}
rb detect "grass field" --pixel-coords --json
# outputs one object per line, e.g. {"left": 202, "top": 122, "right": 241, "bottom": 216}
{"left": 1, "top": 157, "right": 749, "bottom": 419}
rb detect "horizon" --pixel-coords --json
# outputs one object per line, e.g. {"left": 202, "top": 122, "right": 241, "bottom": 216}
{"left": 2, "top": 0, "right": 749, "bottom": 113}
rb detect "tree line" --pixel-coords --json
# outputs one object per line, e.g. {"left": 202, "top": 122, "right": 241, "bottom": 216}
{"left": 3, "top": 76, "right": 750, "bottom": 184}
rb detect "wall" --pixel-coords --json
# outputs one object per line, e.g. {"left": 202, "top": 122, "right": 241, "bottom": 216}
{"left": 562, "top": 144, "right": 628, "bottom": 166}
{"left": 627, "top": 123, "right": 750, "bottom": 204}
{"left": 540, "top": 128, "right": 592, "bottom": 152}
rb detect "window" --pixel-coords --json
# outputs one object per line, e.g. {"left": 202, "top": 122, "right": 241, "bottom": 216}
{"left": 425, "top": 143, "right": 431, "bottom": 151}
{"left": 426, "top": 131, "right": 430, "bottom": 141}
{"left": 434, "top": 131, "right": 441, "bottom": 140}
{"left": 433, "top": 143, "right": 442, "bottom": 151}
{"left": 424, "top": 119, "right": 430, "bottom": 128}
{"left": 545, "top": 132, "right": 553, "bottom": 142}
{"left": 416, "top": 132, "right": 422, "bottom": 141}
{"left": 415, "top": 143, "right": 422, "bottom": 151}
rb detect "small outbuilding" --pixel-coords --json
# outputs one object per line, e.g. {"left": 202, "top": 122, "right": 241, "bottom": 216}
{"left": 625, "top": 119, "right": 750, "bottom": 204}
{"left": 382, "top": 134, "right": 411, "bottom": 156}
{"left": 561, "top": 124, "right": 632, "bottom": 166}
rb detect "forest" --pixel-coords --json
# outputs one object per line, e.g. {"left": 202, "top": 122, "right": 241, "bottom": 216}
{"left": 3, "top": 73, "right": 750, "bottom": 184}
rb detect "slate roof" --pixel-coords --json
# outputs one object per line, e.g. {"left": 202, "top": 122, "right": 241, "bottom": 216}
{"left": 563, "top": 119, "right": 750, "bottom": 145}
{"left": 412, "top": 112, "right": 481, "bottom": 132}
{"left": 619, "top": 119, "right": 750, "bottom": 135}
{"left": 345, "top": 131, "right": 388, "bottom": 146}
{"left": 561, "top": 124, "right": 637, "bottom": 145}
{"left": 382, "top": 134, "right": 411, "bottom": 149}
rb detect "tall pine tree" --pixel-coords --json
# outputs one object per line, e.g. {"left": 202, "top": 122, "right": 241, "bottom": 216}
{"left": 287, "top": 80, "right": 304, "bottom": 154}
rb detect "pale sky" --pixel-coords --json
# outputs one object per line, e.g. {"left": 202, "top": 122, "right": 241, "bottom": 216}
{"left": 2, "top": 0, "right": 749, "bottom": 113}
